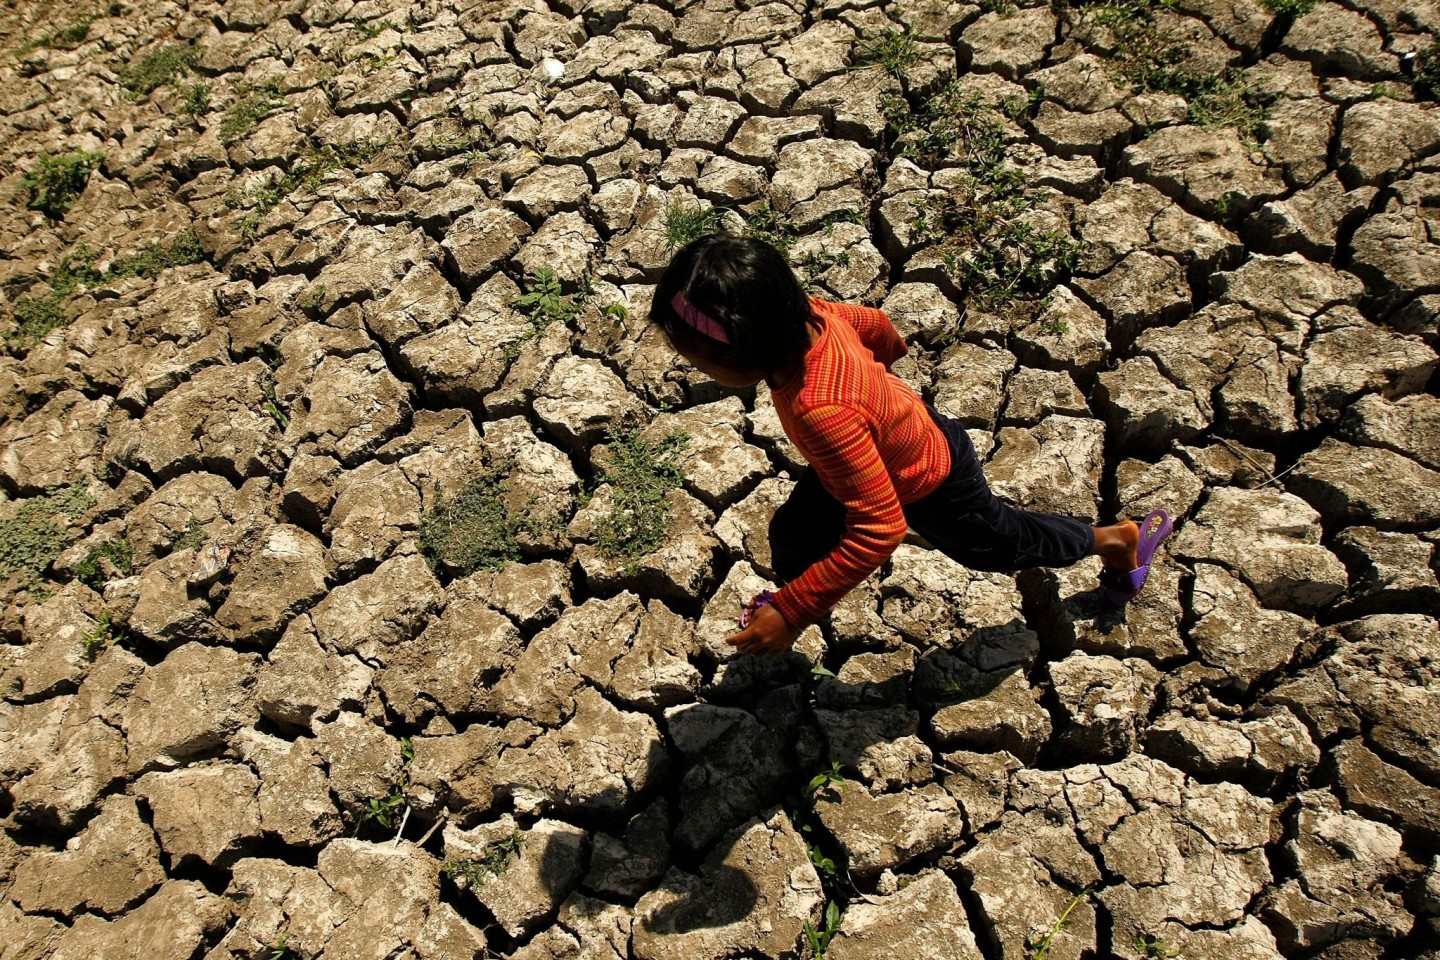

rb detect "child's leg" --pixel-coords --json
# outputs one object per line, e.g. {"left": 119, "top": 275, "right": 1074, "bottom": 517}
{"left": 1092, "top": 520, "right": 1141, "bottom": 572}
{"left": 768, "top": 468, "right": 846, "bottom": 582}
{"left": 905, "top": 411, "right": 1130, "bottom": 573}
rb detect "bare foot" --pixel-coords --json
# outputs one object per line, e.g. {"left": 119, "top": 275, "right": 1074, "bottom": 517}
{"left": 1091, "top": 519, "right": 1140, "bottom": 572}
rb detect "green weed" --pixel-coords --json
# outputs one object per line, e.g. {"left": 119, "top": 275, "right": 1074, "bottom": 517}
{"left": 262, "top": 383, "right": 290, "bottom": 430}
{"left": 20, "top": 150, "right": 104, "bottom": 219}
{"left": 851, "top": 28, "right": 923, "bottom": 78}
{"left": 225, "top": 140, "right": 384, "bottom": 238}
{"left": 170, "top": 519, "right": 206, "bottom": 554}
{"left": 1259, "top": 0, "right": 1315, "bottom": 14}
{"left": 442, "top": 832, "right": 524, "bottom": 884}
{"left": 81, "top": 609, "right": 124, "bottom": 659}
{"left": 352, "top": 738, "right": 414, "bottom": 837}
{"left": 1079, "top": 0, "right": 1269, "bottom": 141}
{"left": 511, "top": 267, "right": 588, "bottom": 329}
{"left": 802, "top": 900, "right": 842, "bottom": 958}
{"left": 7, "top": 294, "right": 69, "bottom": 355}
{"left": 1028, "top": 888, "right": 1091, "bottom": 960}
{"left": 111, "top": 229, "right": 206, "bottom": 278}
{"left": 219, "top": 80, "right": 286, "bottom": 144}
{"left": 119, "top": 44, "right": 196, "bottom": 99}
{"left": 1136, "top": 934, "right": 1183, "bottom": 958}
{"left": 741, "top": 205, "right": 862, "bottom": 290}
{"left": 883, "top": 81, "right": 1017, "bottom": 172}
{"left": 418, "top": 465, "right": 524, "bottom": 575}
{"left": 351, "top": 18, "right": 398, "bottom": 40}
{"left": 661, "top": 201, "right": 720, "bottom": 252}
{"left": 7, "top": 232, "right": 205, "bottom": 355}
{"left": 267, "top": 936, "right": 296, "bottom": 960}
{"left": 182, "top": 81, "right": 212, "bottom": 117}
{"left": 591, "top": 428, "right": 689, "bottom": 570}
{"left": 805, "top": 760, "right": 846, "bottom": 802}
{"left": 16, "top": 14, "right": 93, "bottom": 54}
{"left": 0, "top": 483, "right": 95, "bottom": 588}
{"left": 75, "top": 538, "right": 133, "bottom": 590}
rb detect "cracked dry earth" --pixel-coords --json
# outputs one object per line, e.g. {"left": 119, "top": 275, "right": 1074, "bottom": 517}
{"left": 1, "top": 0, "right": 1439, "bottom": 958}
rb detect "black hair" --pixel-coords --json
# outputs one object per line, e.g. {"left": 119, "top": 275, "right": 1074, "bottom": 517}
{"left": 650, "top": 232, "right": 815, "bottom": 377}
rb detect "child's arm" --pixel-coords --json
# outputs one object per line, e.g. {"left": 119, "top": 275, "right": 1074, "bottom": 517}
{"left": 825, "top": 301, "right": 907, "bottom": 369}
{"left": 768, "top": 404, "right": 907, "bottom": 630}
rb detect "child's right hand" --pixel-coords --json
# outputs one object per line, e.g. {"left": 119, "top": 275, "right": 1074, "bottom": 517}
{"left": 724, "top": 603, "right": 797, "bottom": 657}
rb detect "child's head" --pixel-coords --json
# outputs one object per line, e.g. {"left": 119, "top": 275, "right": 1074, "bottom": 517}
{"left": 651, "top": 232, "right": 814, "bottom": 385}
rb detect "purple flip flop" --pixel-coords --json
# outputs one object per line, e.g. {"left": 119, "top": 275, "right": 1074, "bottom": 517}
{"left": 1100, "top": 509, "right": 1173, "bottom": 605}
{"left": 740, "top": 590, "right": 777, "bottom": 629}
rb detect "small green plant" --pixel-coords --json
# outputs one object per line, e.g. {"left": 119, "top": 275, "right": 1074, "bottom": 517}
{"left": 1028, "top": 888, "right": 1091, "bottom": 960}
{"left": 1415, "top": 35, "right": 1440, "bottom": 102}
{"left": 183, "top": 81, "right": 212, "bottom": 116}
{"left": 352, "top": 738, "right": 414, "bottom": 837}
{"left": 603, "top": 301, "right": 630, "bottom": 329}
{"left": 225, "top": 140, "right": 384, "bottom": 238}
{"left": 442, "top": 831, "right": 525, "bottom": 884}
{"left": 267, "top": 935, "right": 296, "bottom": 960}
{"left": 661, "top": 201, "right": 720, "bottom": 252}
{"left": 16, "top": 14, "right": 94, "bottom": 53}
{"left": 219, "top": 80, "right": 286, "bottom": 144}
{"left": 591, "top": 428, "right": 689, "bottom": 570}
{"left": 353, "top": 786, "right": 405, "bottom": 835}
{"left": 75, "top": 538, "right": 133, "bottom": 590}
{"left": 110, "top": 229, "right": 206, "bottom": 279}
{"left": 1136, "top": 934, "right": 1182, "bottom": 958}
{"left": 81, "top": 609, "right": 124, "bottom": 659}
{"left": 1258, "top": 0, "right": 1316, "bottom": 14}
{"left": 802, "top": 900, "right": 842, "bottom": 959}
{"left": 7, "top": 293, "right": 69, "bottom": 355}
{"left": 20, "top": 150, "right": 104, "bottom": 219}
{"left": 1077, "top": 0, "right": 1269, "bottom": 142}
{"left": 511, "top": 267, "right": 588, "bottom": 330}
{"left": 300, "top": 285, "right": 327, "bottom": 313}
{"left": 418, "top": 465, "right": 523, "bottom": 575}
{"left": 170, "top": 519, "right": 207, "bottom": 553}
{"left": 805, "top": 760, "right": 846, "bottom": 802}
{"left": 119, "top": 44, "right": 197, "bottom": 99}
{"left": 0, "top": 482, "right": 96, "bottom": 589}
{"left": 261, "top": 383, "right": 290, "bottom": 430}
{"left": 978, "top": 0, "right": 1018, "bottom": 13}
{"left": 351, "top": 18, "right": 398, "bottom": 40}
{"left": 851, "top": 27, "right": 922, "bottom": 78}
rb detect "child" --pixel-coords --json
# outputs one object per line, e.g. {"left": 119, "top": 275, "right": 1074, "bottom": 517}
{"left": 650, "top": 233, "right": 1172, "bottom": 657}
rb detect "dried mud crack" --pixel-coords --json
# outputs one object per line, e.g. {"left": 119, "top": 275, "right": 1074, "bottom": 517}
{"left": 2, "top": 1, "right": 1439, "bottom": 959}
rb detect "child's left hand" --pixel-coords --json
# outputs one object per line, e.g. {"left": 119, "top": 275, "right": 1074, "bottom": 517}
{"left": 725, "top": 603, "right": 797, "bottom": 657}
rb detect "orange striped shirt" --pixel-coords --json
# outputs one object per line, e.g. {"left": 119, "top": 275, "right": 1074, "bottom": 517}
{"left": 770, "top": 299, "right": 952, "bottom": 628}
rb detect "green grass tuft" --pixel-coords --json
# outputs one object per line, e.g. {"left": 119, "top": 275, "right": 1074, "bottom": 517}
{"left": 224, "top": 140, "right": 384, "bottom": 238}
{"left": 219, "top": 80, "right": 286, "bottom": 144}
{"left": 75, "top": 539, "right": 133, "bottom": 590}
{"left": 16, "top": 14, "right": 94, "bottom": 54}
{"left": 0, "top": 483, "right": 97, "bottom": 589}
{"left": 1259, "top": 0, "right": 1316, "bottom": 14}
{"left": 592, "top": 428, "right": 689, "bottom": 570}
{"left": 661, "top": 201, "right": 720, "bottom": 252}
{"left": 20, "top": 150, "right": 104, "bottom": 219}
{"left": 119, "top": 44, "right": 197, "bottom": 98}
{"left": 441, "top": 832, "right": 524, "bottom": 884}
{"left": 418, "top": 466, "right": 524, "bottom": 576}
{"left": 852, "top": 27, "right": 923, "bottom": 78}
{"left": 7, "top": 294, "right": 70, "bottom": 355}
{"left": 81, "top": 609, "right": 125, "bottom": 659}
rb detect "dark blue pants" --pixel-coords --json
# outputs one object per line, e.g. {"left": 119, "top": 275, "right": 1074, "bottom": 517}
{"left": 769, "top": 408, "right": 1095, "bottom": 582}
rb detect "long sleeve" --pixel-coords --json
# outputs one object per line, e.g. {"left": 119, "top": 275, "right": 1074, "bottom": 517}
{"left": 771, "top": 403, "right": 909, "bottom": 628}
{"left": 824, "top": 301, "right": 907, "bottom": 369}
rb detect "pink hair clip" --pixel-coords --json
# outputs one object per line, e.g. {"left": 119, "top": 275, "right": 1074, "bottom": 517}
{"left": 671, "top": 291, "right": 730, "bottom": 344}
